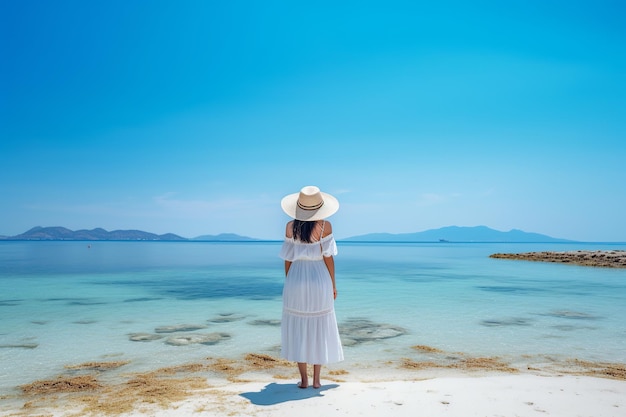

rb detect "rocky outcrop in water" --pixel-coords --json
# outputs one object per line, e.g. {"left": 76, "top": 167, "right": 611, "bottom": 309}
{"left": 128, "top": 333, "right": 164, "bottom": 342}
{"left": 490, "top": 250, "right": 626, "bottom": 268}
{"left": 165, "top": 332, "right": 231, "bottom": 346}
{"left": 155, "top": 324, "right": 208, "bottom": 333}
{"left": 339, "top": 318, "right": 407, "bottom": 346}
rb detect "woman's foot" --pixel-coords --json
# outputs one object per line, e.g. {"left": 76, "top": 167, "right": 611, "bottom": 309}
{"left": 297, "top": 363, "right": 308, "bottom": 389}
{"left": 312, "top": 364, "right": 322, "bottom": 389}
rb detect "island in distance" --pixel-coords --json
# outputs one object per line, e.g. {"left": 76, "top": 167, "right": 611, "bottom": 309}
{"left": 2, "top": 225, "right": 575, "bottom": 243}
{"left": 344, "top": 225, "right": 574, "bottom": 243}
{"left": 190, "top": 233, "right": 259, "bottom": 242}
{"left": 1, "top": 226, "right": 258, "bottom": 242}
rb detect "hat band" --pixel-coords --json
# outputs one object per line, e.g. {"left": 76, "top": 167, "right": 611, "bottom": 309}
{"left": 297, "top": 200, "right": 324, "bottom": 211}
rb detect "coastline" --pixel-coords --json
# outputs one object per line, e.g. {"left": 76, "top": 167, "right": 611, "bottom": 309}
{"left": 490, "top": 250, "right": 626, "bottom": 268}
{"left": 2, "top": 242, "right": 625, "bottom": 416}
{"left": 3, "top": 353, "right": 625, "bottom": 417}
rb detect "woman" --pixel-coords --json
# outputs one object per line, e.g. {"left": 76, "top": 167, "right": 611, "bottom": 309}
{"left": 279, "top": 185, "right": 344, "bottom": 389}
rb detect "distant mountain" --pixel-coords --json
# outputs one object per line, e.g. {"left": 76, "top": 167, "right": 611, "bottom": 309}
{"left": 1, "top": 226, "right": 260, "bottom": 242}
{"left": 4, "top": 226, "right": 187, "bottom": 241}
{"left": 191, "top": 233, "right": 259, "bottom": 241}
{"left": 2, "top": 225, "right": 573, "bottom": 243}
{"left": 344, "top": 226, "right": 574, "bottom": 243}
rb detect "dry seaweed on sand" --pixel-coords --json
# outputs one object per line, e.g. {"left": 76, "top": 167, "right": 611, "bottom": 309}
{"left": 20, "top": 375, "right": 102, "bottom": 395}
{"left": 400, "top": 356, "right": 519, "bottom": 373}
{"left": 64, "top": 361, "right": 130, "bottom": 372}
{"left": 562, "top": 359, "right": 626, "bottom": 380}
{"left": 400, "top": 359, "right": 442, "bottom": 370}
{"left": 73, "top": 373, "right": 209, "bottom": 416}
{"left": 19, "top": 362, "right": 212, "bottom": 416}
{"left": 411, "top": 345, "right": 445, "bottom": 354}
{"left": 452, "top": 357, "right": 519, "bottom": 373}
{"left": 244, "top": 353, "right": 291, "bottom": 369}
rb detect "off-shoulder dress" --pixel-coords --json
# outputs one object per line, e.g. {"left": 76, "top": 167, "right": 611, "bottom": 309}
{"left": 279, "top": 223, "right": 344, "bottom": 365}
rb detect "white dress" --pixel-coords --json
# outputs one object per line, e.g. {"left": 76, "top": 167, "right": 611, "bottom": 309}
{"left": 279, "top": 229, "right": 344, "bottom": 365}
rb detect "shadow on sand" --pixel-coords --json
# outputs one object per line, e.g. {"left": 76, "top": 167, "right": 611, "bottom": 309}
{"left": 239, "top": 382, "right": 340, "bottom": 406}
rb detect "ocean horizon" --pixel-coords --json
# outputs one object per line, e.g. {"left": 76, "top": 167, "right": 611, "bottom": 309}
{"left": 1, "top": 240, "right": 625, "bottom": 407}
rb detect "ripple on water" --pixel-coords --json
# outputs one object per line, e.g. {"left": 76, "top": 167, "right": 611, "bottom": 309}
{"left": 0, "top": 336, "right": 39, "bottom": 349}
{"left": 165, "top": 332, "right": 231, "bottom": 346}
{"left": 480, "top": 317, "right": 534, "bottom": 327}
{"left": 123, "top": 297, "right": 164, "bottom": 303}
{"left": 103, "top": 277, "right": 283, "bottom": 301}
{"left": 154, "top": 324, "right": 208, "bottom": 333}
{"left": 248, "top": 319, "right": 281, "bottom": 327}
{"left": 42, "top": 298, "right": 108, "bottom": 306}
{"left": 541, "top": 310, "right": 603, "bottom": 320}
{"left": 551, "top": 324, "right": 599, "bottom": 332}
{"left": 67, "top": 300, "right": 108, "bottom": 306}
{"left": 0, "top": 343, "right": 39, "bottom": 349}
{"left": 208, "top": 313, "right": 246, "bottom": 323}
{"left": 476, "top": 286, "right": 545, "bottom": 295}
{"left": 128, "top": 333, "right": 164, "bottom": 342}
{"left": 73, "top": 320, "right": 98, "bottom": 325}
{"left": 0, "top": 299, "right": 23, "bottom": 307}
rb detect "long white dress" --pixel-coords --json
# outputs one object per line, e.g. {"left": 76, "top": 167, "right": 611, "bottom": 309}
{"left": 279, "top": 231, "right": 344, "bottom": 365}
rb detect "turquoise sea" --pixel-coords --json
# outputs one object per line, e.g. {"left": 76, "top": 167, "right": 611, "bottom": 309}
{"left": 1, "top": 241, "right": 625, "bottom": 401}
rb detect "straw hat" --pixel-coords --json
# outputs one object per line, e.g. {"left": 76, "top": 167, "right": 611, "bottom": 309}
{"left": 281, "top": 186, "right": 339, "bottom": 221}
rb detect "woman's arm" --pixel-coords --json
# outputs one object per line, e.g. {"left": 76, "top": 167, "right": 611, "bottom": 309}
{"left": 321, "top": 221, "right": 337, "bottom": 298}
{"left": 283, "top": 221, "right": 294, "bottom": 276}
{"left": 323, "top": 255, "right": 337, "bottom": 299}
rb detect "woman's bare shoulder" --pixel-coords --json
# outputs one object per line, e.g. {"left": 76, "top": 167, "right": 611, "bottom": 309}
{"left": 322, "top": 220, "right": 333, "bottom": 237}
{"left": 285, "top": 221, "right": 294, "bottom": 238}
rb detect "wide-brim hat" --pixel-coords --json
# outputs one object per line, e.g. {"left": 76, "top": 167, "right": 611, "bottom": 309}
{"left": 281, "top": 185, "right": 339, "bottom": 221}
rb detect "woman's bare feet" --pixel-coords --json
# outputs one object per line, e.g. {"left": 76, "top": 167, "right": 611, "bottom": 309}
{"left": 313, "top": 364, "right": 322, "bottom": 388}
{"left": 297, "top": 363, "right": 308, "bottom": 389}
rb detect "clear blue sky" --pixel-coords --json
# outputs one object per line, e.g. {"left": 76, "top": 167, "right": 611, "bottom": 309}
{"left": 1, "top": 1, "right": 625, "bottom": 241}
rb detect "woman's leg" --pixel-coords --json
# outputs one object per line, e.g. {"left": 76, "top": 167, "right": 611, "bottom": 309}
{"left": 297, "top": 362, "right": 308, "bottom": 388}
{"left": 313, "top": 364, "right": 322, "bottom": 388}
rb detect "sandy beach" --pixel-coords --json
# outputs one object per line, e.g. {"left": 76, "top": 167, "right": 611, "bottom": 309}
{"left": 160, "top": 375, "right": 625, "bottom": 417}
{"left": 3, "top": 353, "right": 625, "bottom": 417}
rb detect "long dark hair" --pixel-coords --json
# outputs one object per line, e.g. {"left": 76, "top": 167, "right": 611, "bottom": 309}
{"left": 292, "top": 220, "right": 317, "bottom": 243}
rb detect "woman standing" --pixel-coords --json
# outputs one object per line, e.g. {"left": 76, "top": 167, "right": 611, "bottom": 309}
{"left": 279, "top": 185, "right": 344, "bottom": 389}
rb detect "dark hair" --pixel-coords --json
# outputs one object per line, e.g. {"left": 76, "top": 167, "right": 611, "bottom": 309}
{"left": 292, "top": 220, "right": 316, "bottom": 243}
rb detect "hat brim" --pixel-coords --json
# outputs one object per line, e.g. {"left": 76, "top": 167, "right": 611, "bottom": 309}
{"left": 281, "top": 191, "right": 339, "bottom": 221}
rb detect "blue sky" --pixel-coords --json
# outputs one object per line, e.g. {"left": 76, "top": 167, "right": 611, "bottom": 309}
{"left": 1, "top": 1, "right": 625, "bottom": 241}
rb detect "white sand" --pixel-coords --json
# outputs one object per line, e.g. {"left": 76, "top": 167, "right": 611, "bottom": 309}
{"left": 138, "top": 374, "right": 625, "bottom": 417}
{"left": 4, "top": 368, "right": 624, "bottom": 417}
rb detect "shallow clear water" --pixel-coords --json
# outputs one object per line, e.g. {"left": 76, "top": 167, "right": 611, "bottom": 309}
{"left": 1, "top": 241, "right": 625, "bottom": 397}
